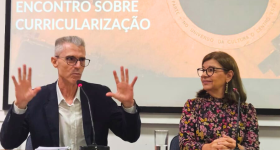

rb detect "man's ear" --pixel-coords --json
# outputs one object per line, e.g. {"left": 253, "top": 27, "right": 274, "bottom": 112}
{"left": 51, "top": 57, "right": 58, "bottom": 68}
{"left": 226, "top": 70, "right": 234, "bottom": 83}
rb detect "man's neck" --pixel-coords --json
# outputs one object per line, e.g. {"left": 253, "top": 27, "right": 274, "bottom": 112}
{"left": 58, "top": 78, "right": 77, "bottom": 103}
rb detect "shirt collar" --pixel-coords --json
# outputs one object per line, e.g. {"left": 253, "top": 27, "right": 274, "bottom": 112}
{"left": 56, "top": 81, "right": 81, "bottom": 105}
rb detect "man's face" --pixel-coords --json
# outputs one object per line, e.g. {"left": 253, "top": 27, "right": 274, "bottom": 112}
{"left": 52, "top": 42, "right": 86, "bottom": 85}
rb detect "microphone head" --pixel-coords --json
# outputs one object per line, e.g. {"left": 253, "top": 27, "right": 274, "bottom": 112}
{"left": 233, "top": 88, "right": 239, "bottom": 94}
{"left": 77, "top": 80, "right": 83, "bottom": 87}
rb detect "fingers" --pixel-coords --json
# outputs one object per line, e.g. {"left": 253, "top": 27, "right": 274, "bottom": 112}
{"left": 222, "top": 135, "right": 236, "bottom": 146}
{"left": 18, "top": 67, "right": 22, "bottom": 82}
{"left": 215, "top": 136, "right": 235, "bottom": 149}
{"left": 222, "top": 134, "right": 228, "bottom": 137}
{"left": 23, "top": 64, "right": 27, "bottom": 80}
{"left": 115, "top": 66, "right": 136, "bottom": 86}
{"left": 217, "top": 141, "right": 232, "bottom": 148}
{"left": 130, "top": 76, "right": 138, "bottom": 87}
{"left": 106, "top": 92, "right": 117, "bottom": 98}
{"left": 11, "top": 76, "right": 18, "bottom": 87}
{"left": 222, "top": 134, "right": 232, "bottom": 139}
{"left": 210, "top": 138, "right": 230, "bottom": 150}
{"left": 31, "top": 87, "right": 41, "bottom": 97}
{"left": 18, "top": 65, "right": 30, "bottom": 82}
{"left": 212, "top": 144, "right": 228, "bottom": 149}
{"left": 113, "top": 71, "right": 120, "bottom": 84}
{"left": 224, "top": 137, "right": 235, "bottom": 144}
{"left": 106, "top": 92, "right": 112, "bottom": 97}
{"left": 125, "top": 68, "right": 129, "bottom": 83}
{"left": 120, "top": 66, "right": 125, "bottom": 82}
{"left": 28, "top": 67, "right": 32, "bottom": 81}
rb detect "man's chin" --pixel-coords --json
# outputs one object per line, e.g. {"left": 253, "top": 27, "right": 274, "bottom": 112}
{"left": 70, "top": 78, "right": 81, "bottom": 84}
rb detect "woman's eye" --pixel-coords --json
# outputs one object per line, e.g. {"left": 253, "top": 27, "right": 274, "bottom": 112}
{"left": 208, "top": 68, "right": 214, "bottom": 72}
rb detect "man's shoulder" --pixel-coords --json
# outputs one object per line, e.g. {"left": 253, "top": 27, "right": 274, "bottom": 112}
{"left": 28, "top": 82, "right": 56, "bottom": 105}
{"left": 80, "top": 80, "right": 110, "bottom": 92}
{"left": 38, "top": 82, "right": 56, "bottom": 94}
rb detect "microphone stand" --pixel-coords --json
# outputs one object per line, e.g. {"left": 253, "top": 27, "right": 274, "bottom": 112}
{"left": 233, "top": 88, "right": 240, "bottom": 150}
{"left": 77, "top": 80, "right": 110, "bottom": 150}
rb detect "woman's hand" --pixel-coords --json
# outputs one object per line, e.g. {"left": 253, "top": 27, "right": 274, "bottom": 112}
{"left": 202, "top": 138, "right": 229, "bottom": 150}
{"left": 217, "top": 135, "right": 236, "bottom": 149}
{"left": 215, "top": 135, "right": 245, "bottom": 150}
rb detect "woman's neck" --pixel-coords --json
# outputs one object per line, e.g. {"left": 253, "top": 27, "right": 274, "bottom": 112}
{"left": 207, "top": 89, "right": 224, "bottom": 99}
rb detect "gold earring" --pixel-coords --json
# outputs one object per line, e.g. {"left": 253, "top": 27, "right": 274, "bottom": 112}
{"left": 225, "top": 82, "right": 228, "bottom": 93}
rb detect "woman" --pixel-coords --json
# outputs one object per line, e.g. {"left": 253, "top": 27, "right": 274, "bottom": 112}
{"left": 179, "top": 51, "right": 259, "bottom": 150}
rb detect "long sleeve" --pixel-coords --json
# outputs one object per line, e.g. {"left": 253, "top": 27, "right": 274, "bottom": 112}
{"left": 179, "top": 99, "right": 204, "bottom": 150}
{"left": 0, "top": 104, "right": 29, "bottom": 149}
{"left": 122, "top": 104, "right": 137, "bottom": 114}
{"left": 13, "top": 103, "right": 27, "bottom": 114}
{"left": 242, "top": 103, "right": 260, "bottom": 150}
{"left": 104, "top": 86, "right": 141, "bottom": 143}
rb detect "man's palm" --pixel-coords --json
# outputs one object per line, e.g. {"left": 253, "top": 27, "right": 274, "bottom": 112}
{"left": 12, "top": 65, "right": 41, "bottom": 108}
{"left": 106, "top": 67, "right": 137, "bottom": 108}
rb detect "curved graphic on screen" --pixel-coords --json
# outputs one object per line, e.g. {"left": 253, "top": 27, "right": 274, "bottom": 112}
{"left": 167, "top": 0, "right": 280, "bottom": 49}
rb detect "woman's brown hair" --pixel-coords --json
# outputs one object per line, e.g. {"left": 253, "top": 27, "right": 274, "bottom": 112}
{"left": 196, "top": 51, "right": 247, "bottom": 103}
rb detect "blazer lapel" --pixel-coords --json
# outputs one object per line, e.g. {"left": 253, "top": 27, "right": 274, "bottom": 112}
{"left": 44, "top": 82, "right": 59, "bottom": 146}
{"left": 80, "top": 83, "right": 93, "bottom": 145}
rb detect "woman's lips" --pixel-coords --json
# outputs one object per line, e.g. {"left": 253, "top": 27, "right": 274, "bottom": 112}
{"left": 202, "top": 80, "right": 212, "bottom": 84}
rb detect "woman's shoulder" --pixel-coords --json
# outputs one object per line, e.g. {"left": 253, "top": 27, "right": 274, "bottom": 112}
{"left": 241, "top": 102, "right": 256, "bottom": 110}
{"left": 241, "top": 102, "right": 257, "bottom": 115}
{"left": 184, "top": 98, "right": 207, "bottom": 108}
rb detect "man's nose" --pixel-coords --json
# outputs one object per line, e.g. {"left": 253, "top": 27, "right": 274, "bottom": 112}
{"left": 74, "top": 60, "right": 81, "bottom": 68}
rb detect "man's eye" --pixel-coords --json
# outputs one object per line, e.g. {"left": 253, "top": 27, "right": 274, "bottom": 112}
{"left": 79, "top": 58, "right": 86, "bottom": 61}
{"left": 66, "top": 56, "right": 76, "bottom": 61}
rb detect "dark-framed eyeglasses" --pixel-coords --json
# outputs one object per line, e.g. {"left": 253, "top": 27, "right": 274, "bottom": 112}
{"left": 197, "top": 67, "right": 228, "bottom": 77}
{"left": 55, "top": 56, "right": 90, "bottom": 67}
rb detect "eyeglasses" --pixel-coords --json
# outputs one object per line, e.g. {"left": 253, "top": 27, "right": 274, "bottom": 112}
{"left": 197, "top": 67, "right": 228, "bottom": 77}
{"left": 55, "top": 56, "right": 90, "bottom": 67}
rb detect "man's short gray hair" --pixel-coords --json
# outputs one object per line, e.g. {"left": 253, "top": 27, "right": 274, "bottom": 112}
{"left": 54, "top": 36, "right": 85, "bottom": 56}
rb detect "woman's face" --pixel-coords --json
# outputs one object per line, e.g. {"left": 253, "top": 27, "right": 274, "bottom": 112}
{"left": 200, "top": 59, "right": 230, "bottom": 95}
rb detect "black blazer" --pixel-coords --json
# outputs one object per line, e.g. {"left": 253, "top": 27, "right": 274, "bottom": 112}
{"left": 0, "top": 80, "right": 141, "bottom": 149}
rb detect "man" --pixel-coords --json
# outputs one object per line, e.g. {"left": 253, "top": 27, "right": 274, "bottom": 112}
{"left": 0, "top": 36, "right": 141, "bottom": 149}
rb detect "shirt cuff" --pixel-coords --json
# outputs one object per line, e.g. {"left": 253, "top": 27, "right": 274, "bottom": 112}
{"left": 13, "top": 103, "right": 27, "bottom": 114}
{"left": 122, "top": 104, "right": 137, "bottom": 114}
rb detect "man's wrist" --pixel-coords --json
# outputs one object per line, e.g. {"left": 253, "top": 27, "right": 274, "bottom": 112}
{"left": 13, "top": 102, "right": 27, "bottom": 114}
{"left": 122, "top": 99, "right": 135, "bottom": 108}
{"left": 14, "top": 101, "right": 27, "bottom": 109}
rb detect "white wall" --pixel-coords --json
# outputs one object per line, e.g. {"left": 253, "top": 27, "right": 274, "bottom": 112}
{"left": 0, "top": 0, "right": 279, "bottom": 150}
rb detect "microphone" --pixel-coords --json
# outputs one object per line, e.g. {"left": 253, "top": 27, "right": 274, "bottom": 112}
{"left": 77, "top": 80, "right": 110, "bottom": 150}
{"left": 233, "top": 88, "right": 240, "bottom": 150}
